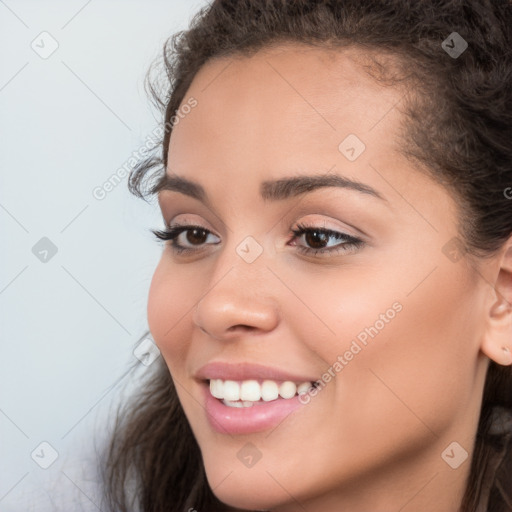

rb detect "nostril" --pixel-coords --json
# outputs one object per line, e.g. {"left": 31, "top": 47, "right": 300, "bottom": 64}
{"left": 227, "top": 324, "right": 253, "bottom": 332}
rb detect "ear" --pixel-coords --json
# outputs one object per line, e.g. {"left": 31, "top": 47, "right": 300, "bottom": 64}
{"left": 480, "top": 237, "right": 512, "bottom": 366}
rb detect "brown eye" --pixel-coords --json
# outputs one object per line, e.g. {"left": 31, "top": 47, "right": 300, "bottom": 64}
{"left": 303, "top": 230, "right": 329, "bottom": 249}
{"left": 186, "top": 228, "right": 209, "bottom": 245}
{"left": 151, "top": 224, "right": 221, "bottom": 254}
{"left": 290, "top": 223, "right": 365, "bottom": 256}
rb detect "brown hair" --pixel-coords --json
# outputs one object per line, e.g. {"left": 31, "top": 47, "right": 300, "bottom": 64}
{"left": 101, "top": 1, "right": 512, "bottom": 511}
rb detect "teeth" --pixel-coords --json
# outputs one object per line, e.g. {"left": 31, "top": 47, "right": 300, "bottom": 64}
{"left": 222, "top": 399, "right": 255, "bottom": 408}
{"left": 261, "top": 380, "right": 279, "bottom": 401}
{"left": 210, "top": 379, "right": 224, "bottom": 399}
{"left": 279, "top": 381, "right": 297, "bottom": 399}
{"left": 297, "top": 382, "right": 313, "bottom": 394}
{"left": 223, "top": 380, "right": 240, "bottom": 401}
{"left": 209, "top": 378, "right": 312, "bottom": 403}
{"left": 240, "top": 380, "right": 261, "bottom": 401}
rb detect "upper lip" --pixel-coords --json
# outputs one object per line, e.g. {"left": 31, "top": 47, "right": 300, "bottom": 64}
{"left": 194, "top": 361, "right": 318, "bottom": 383}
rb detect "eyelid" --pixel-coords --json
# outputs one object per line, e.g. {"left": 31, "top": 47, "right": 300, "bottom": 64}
{"left": 152, "top": 220, "right": 365, "bottom": 259}
{"left": 279, "top": 200, "right": 373, "bottom": 235}
{"left": 162, "top": 214, "right": 220, "bottom": 239}
{"left": 291, "top": 221, "right": 363, "bottom": 249}
{"left": 163, "top": 214, "right": 367, "bottom": 243}
{"left": 160, "top": 205, "right": 230, "bottom": 235}
{"left": 286, "top": 215, "right": 370, "bottom": 245}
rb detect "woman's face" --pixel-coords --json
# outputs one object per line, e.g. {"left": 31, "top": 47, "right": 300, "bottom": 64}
{"left": 147, "top": 44, "right": 491, "bottom": 511}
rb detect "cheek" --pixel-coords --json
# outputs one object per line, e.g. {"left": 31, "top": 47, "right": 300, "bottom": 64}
{"left": 288, "top": 250, "right": 478, "bottom": 440}
{"left": 339, "top": 267, "right": 478, "bottom": 439}
{"left": 147, "top": 259, "right": 192, "bottom": 367}
{"left": 280, "top": 261, "right": 400, "bottom": 366}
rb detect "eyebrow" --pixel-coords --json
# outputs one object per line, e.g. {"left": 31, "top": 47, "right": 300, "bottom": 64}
{"left": 153, "top": 172, "right": 387, "bottom": 205}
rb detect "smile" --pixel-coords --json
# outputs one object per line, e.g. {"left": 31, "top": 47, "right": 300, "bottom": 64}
{"left": 195, "top": 361, "right": 319, "bottom": 434}
{"left": 209, "top": 378, "right": 315, "bottom": 407}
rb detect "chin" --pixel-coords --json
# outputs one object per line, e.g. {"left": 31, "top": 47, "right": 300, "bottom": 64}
{"left": 204, "top": 462, "right": 290, "bottom": 511}
{"left": 212, "top": 487, "right": 280, "bottom": 511}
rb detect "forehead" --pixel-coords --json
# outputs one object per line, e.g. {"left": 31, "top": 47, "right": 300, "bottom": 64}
{"left": 166, "top": 43, "right": 410, "bottom": 202}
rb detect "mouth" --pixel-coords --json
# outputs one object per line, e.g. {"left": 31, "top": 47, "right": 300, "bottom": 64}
{"left": 195, "top": 361, "right": 319, "bottom": 434}
{"left": 200, "top": 379, "right": 319, "bottom": 435}
{"left": 208, "top": 378, "right": 317, "bottom": 407}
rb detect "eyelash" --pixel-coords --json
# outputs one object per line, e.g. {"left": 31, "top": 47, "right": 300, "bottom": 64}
{"left": 151, "top": 222, "right": 364, "bottom": 257}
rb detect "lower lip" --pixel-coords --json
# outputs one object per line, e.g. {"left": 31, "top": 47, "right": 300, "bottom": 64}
{"left": 202, "top": 383, "right": 306, "bottom": 435}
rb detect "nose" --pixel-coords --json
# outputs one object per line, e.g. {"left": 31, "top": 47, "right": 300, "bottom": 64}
{"left": 192, "top": 259, "right": 280, "bottom": 342}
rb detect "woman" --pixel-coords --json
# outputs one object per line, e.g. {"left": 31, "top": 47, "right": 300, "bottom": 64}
{"left": 102, "top": 1, "right": 512, "bottom": 511}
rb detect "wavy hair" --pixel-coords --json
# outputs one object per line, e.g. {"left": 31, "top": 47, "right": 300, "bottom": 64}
{"left": 101, "top": 1, "right": 512, "bottom": 511}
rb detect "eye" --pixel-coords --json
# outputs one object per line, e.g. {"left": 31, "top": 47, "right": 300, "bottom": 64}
{"left": 151, "top": 224, "right": 220, "bottom": 255}
{"left": 288, "top": 222, "right": 365, "bottom": 256}
{"left": 151, "top": 222, "right": 365, "bottom": 257}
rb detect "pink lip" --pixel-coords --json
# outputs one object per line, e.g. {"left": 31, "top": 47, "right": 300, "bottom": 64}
{"left": 201, "top": 382, "right": 306, "bottom": 435}
{"left": 194, "top": 361, "right": 318, "bottom": 383}
{"left": 194, "top": 361, "right": 317, "bottom": 435}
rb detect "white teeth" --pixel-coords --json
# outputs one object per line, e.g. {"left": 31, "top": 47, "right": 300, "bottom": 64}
{"left": 222, "top": 399, "right": 255, "bottom": 408}
{"left": 297, "top": 381, "right": 312, "bottom": 394}
{"left": 210, "top": 379, "right": 224, "bottom": 399}
{"left": 209, "top": 378, "right": 313, "bottom": 402}
{"left": 279, "top": 381, "right": 297, "bottom": 399}
{"left": 223, "top": 380, "right": 240, "bottom": 401}
{"left": 240, "top": 380, "right": 261, "bottom": 401}
{"left": 261, "top": 380, "right": 279, "bottom": 401}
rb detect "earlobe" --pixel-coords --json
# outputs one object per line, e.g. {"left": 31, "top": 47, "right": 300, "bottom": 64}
{"left": 481, "top": 336, "right": 512, "bottom": 366}
{"left": 501, "top": 346, "right": 512, "bottom": 365}
{"left": 480, "top": 239, "right": 512, "bottom": 366}
{"left": 480, "top": 317, "right": 512, "bottom": 366}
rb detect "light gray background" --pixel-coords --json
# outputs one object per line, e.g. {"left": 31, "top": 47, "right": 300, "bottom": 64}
{"left": 0, "top": 1, "right": 210, "bottom": 509}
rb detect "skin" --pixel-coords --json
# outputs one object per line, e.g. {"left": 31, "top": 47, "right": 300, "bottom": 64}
{"left": 147, "top": 44, "right": 512, "bottom": 512}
